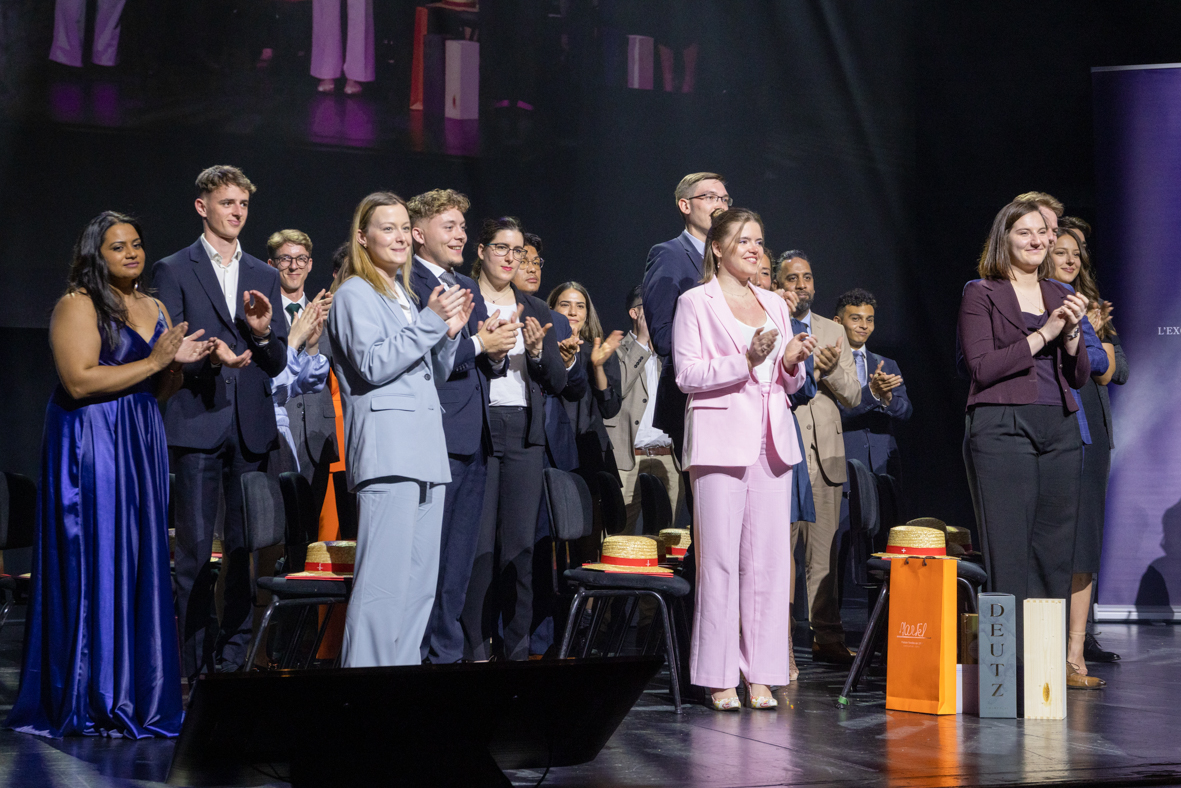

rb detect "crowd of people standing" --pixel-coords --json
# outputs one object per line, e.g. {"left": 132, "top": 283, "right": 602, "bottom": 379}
{"left": 5, "top": 167, "right": 1126, "bottom": 736}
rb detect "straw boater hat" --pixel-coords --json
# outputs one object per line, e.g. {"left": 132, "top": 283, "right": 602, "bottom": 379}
{"left": 872, "top": 525, "right": 950, "bottom": 559}
{"left": 906, "top": 517, "right": 948, "bottom": 534}
{"left": 286, "top": 541, "right": 356, "bottom": 580}
{"left": 944, "top": 526, "right": 974, "bottom": 555}
{"left": 581, "top": 536, "right": 673, "bottom": 576}
{"left": 658, "top": 528, "right": 691, "bottom": 560}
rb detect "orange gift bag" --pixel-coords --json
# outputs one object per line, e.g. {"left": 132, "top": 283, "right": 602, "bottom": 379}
{"left": 885, "top": 556, "right": 958, "bottom": 715}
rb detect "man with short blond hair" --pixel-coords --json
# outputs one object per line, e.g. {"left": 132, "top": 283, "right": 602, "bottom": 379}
{"left": 407, "top": 188, "right": 518, "bottom": 664}
{"left": 154, "top": 165, "right": 287, "bottom": 678}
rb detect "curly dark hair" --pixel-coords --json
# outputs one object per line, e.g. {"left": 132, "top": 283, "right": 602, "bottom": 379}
{"left": 67, "top": 211, "right": 146, "bottom": 349}
{"left": 835, "top": 288, "right": 877, "bottom": 315}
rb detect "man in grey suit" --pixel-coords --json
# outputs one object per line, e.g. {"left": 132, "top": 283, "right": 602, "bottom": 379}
{"left": 268, "top": 229, "right": 339, "bottom": 517}
{"left": 606, "top": 285, "right": 684, "bottom": 532}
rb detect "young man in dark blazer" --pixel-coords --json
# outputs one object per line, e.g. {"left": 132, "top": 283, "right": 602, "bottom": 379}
{"left": 153, "top": 165, "right": 288, "bottom": 677}
{"left": 834, "top": 288, "right": 913, "bottom": 482}
{"left": 406, "top": 190, "right": 519, "bottom": 664}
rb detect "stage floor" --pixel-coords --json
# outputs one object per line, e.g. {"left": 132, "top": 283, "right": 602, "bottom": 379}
{"left": 1, "top": 618, "right": 1178, "bottom": 787}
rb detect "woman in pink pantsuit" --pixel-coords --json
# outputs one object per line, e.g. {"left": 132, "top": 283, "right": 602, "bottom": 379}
{"left": 672, "top": 208, "right": 816, "bottom": 711}
{"left": 312, "top": 0, "right": 375, "bottom": 95}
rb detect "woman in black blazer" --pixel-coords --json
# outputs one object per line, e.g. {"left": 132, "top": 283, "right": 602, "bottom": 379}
{"left": 459, "top": 217, "right": 567, "bottom": 662}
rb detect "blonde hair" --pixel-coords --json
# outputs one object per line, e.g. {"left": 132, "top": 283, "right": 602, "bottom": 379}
{"left": 547, "top": 281, "right": 603, "bottom": 342}
{"left": 407, "top": 189, "right": 471, "bottom": 226}
{"left": 674, "top": 172, "right": 725, "bottom": 205}
{"left": 196, "top": 165, "right": 256, "bottom": 197}
{"left": 702, "top": 208, "right": 765, "bottom": 283}
{"left": 331, "top": 192, "right": 415, "bottom": 301}
{"left": 266, "top": 229, "right": 313, "bottom": 258}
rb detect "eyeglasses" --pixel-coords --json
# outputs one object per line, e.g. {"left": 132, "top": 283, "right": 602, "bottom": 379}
{"left": 275, "top": 255, "right": 311, "bottom": 268}
{"left": 487, "top": 243, "right": 527, "bottom": 260}
{"left": 688, "top": 192, "right": 733, "bottom": 207}
{"left": 520, "top": 256, "right": 545, "bottom": 269}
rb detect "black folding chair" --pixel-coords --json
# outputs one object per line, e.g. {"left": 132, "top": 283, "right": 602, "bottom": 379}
{"left": 596, "top": 470, "right": 628, "bottom": 537}
{"left": 637, "top": 472, "right": 673, "bottom": 537}
{"left": 0, "top": 472, "right": 36, "bottom": 638}
{"left": 549, "top": 468, "right": 689, "bottom": 713}
{"left": 241, "top": 471, "right": 351, "bottom": 671}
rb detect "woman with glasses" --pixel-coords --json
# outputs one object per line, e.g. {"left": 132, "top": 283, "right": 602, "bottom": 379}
{"left": 460, "top": 217, "right": 568, "bottom": 661}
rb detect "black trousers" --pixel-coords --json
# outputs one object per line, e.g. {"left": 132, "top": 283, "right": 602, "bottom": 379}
{"left": 461, "top": 407, "right": 545, "bottom": 661}
{"left": 967, "top": 404, "right": 1082, "bottom": 651}
{"left": 173, "top": 425, "right": 268, "bottom": 678}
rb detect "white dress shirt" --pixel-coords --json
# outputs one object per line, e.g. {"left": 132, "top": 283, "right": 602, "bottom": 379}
{"left": 631, "top": 335, "right": 672, "bottom": 449}
{"left": 200, "top": 235, "right": 242, "bottom": 319}
{"left": 486, "top": 303, "right": 528, "bottom": 407}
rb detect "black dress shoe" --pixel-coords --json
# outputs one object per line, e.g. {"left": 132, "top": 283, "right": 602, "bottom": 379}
{"left": 811, "top": 641, "right": 856, "bottom": 665}
{"left": 1084, "top": 632, "right": 1120, "bottom": 662}
{"left": 214, "top": 659, "right": 243, "bottom": 673}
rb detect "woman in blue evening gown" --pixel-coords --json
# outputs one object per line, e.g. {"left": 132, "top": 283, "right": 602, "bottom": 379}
{"left": 6, "top": 212, "right": 213, "bottom": 738}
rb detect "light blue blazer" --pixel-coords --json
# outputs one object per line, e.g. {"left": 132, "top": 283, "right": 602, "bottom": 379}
{"left": 327, "top": 276, "right": 460, "bottom": 490}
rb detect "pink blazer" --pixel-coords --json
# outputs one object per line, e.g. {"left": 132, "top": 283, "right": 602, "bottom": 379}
{"left": 672, "top": 278, "right": 806, "bottom": 470}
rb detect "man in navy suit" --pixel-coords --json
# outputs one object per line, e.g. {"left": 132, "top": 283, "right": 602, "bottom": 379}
{"left": 153, "top": 165, "right": 289, "bottom": 677}
{"left": 641, "top": 172, "right": 729, "bottom": 470}
{"left": 833, "top": 287, "right": 912, "bottom": 502}
{"left": 407, "top": 190, "right": 520, "bottom": 664}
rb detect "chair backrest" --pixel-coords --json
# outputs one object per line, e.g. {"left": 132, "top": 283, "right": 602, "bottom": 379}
{"left": 637, "top": 472, "right": 672, "bottom": 536}
{"left": 279, "top": 472, "right": 318, "bottom": 573}
{"left": 847, "top": 459, "right": 880, "bottom": 587}
{"left": 240, "top": 471, "right": 284, "bottom": 554}
{"left": 544, "top": 468, "right": 594, "bottom": 543}
{"left": 596, "top": 470, "right": 628, "bottom": 537}
{"left": 0, "top": 472, "right": 36, "bottom": 552}
{"left": 876, "top": 472, "right": 902, "bottom": 551}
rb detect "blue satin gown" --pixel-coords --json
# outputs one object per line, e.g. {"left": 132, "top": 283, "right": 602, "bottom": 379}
{"left": 6, "top": 312, "right": 183, "bottom": 738}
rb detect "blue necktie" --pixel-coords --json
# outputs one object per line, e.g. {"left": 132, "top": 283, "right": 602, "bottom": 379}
{"left": 855, "top": 350, "right": 867, "bottom": 387}
{"left": 789, "top": 318, "right": 817, "bottom": 408}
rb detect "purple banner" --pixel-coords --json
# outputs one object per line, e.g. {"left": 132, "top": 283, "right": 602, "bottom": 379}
{"left": 1092, "top": 64, "right": 1181, "bottom": 620}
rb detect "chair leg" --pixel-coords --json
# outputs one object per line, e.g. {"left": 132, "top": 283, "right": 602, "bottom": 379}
{"left": 304, "top": 603, "right": 335, "bottom": 669}
{"left": 838, "top": 579, "right": 890, "bottom": 706}
{"left": 958, "top": 578, "right": 979, "bottom": 613}
{"left": 243, "top": 597, "right": 280, "bottom": 672}
{"left": 0, "top": 599, "right": 12, "bottom": 636}
{"left": 280, "top": 605, "right": 312, "bottom": 670}
{"left": 649, "top": 592, "right": 682, "bottom": 714}
{"left": 582, "top": 595, "right": 610, "bottom": 658}
{"left": 606, "top": 597, "right": 637, "bottom": 656}
{"left": 557, "top": 590, "right": 587, "bottom": 659}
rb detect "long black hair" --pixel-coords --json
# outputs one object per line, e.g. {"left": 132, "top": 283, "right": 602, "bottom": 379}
{"left": 67, "top": 211, "right": 145, "bottom": 348}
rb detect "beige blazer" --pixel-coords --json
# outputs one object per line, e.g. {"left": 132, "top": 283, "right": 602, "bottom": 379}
{"left": 793, "top": 313, "right": 862, "bottom": 485}
{"left": 605, "top": 333, "right": 656, "bottom": 472}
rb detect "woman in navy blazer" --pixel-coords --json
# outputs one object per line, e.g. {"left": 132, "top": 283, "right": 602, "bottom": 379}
{"left": 327, "top": 192, "right": 472, "bottom": 667}
{"left": 959, "top": 199, "right": 1090, "bottom": 671}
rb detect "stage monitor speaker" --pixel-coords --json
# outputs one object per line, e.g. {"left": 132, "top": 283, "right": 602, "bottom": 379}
{"left": 167, "top": 656, "right": 664, "bottom": 788}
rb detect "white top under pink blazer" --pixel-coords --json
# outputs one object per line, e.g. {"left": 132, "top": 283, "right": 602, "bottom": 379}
{"left": 672, "top": 277, "right": 807, "bottom": 470}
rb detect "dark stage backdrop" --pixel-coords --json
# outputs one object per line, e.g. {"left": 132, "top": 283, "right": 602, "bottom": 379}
{"left": 3, "top": 1, "right": 1181, "bottom": 560}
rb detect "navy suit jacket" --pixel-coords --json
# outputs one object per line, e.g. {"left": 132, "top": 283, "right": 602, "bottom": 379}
{"left": 153, "top": 240, "right": 288, "bottom": 454}
{"left": 408, "top": 261, "right": 499, "bottom": 457}
{"left": 838, "top": 350, "right": 912, "bottom": 476}
{"left": 544, "top": 310, "right": 584, "bottom": 471}
{"left": 641, "top": 231, "right": 703, "bottom": 444}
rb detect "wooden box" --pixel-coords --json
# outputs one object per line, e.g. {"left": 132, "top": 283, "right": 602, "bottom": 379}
{"left": 1023, "top": 598, "right": 1067, "bottom": 720}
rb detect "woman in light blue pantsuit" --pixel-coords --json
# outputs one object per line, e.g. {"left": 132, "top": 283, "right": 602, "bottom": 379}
{"left": 328, "top": 192, "right": 473, "bottom": 667}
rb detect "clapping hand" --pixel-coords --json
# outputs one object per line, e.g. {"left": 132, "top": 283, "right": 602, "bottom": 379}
{"left": 777, "top": 289, "right": 800, "bottom": 315}
{"left": 558, "top": 334, "right": 583, "bottom": 367}
{"left": 591, "top": 330, "right": 625, "bottom": 368}
{"left": 782, "top": 331, "right": 817, "bottom": 368}
{"left": 746, "top": 326, "right": 780, "bottom": 371}
{"left": 1086, "top": 299, "right": 1113, "bottom": 334}
{"left": 869, "top": 359, "right": 903, "bottom": 407}
{"left": 814, "top": 336, "right": 842, "bottom": 375}
{"left": 211, "top": 338, "right": 253, "bottom": 368}
{"left": 1044, "top": 292, "right": 1089, "bottom": 340}
{"left": 521, "top": 304, "right": 552, "bottom": 358}
{"left": 150, "top": 322, "right": 212, "bottom": 371}
{"left": 477, "top": 312, "right": 522, "bottom": 361}
{"left": 289, "top": 299, "right": 325, "bottom": 351}
{"left": 242, "top": 290, "right": 274, "bottom": 337}
{"left": 426, "top": 284, "right": 473, "bottom": 338}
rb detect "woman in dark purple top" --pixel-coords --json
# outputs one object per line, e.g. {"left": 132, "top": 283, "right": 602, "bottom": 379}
{"left": 958, "top": 199, "right": 1090, "bottom": 676}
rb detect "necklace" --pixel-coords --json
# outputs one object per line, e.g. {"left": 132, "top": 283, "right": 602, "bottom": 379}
{"left": 482, "top": 285, "right": 515, "bottom": 306}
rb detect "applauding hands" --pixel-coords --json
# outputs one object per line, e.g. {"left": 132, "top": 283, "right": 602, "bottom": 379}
{"left": 868, "top": 359, "right": 903, "bottom": 406}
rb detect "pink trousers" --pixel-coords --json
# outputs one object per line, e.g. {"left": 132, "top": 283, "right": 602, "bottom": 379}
{"left": 689, "top": 395, "right": 793, "bottom": 689}
{"left": 311, "top": 0, "right": 375, "bottom": 82}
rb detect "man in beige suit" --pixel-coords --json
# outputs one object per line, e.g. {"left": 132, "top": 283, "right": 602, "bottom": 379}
{"left": 606, "top": 286, "right": 684, "bottom": 532}
{"left": 778, "top": 252, "right": 862, "bottom": 664}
